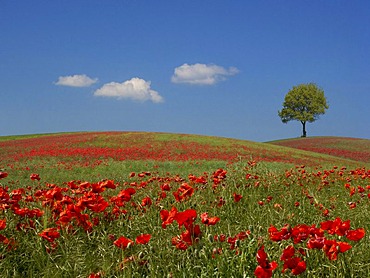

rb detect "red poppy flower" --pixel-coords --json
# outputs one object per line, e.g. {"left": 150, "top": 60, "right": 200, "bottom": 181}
{"left": 135, "top": 234, "right": 151, "bottom": 245}
{"left": 338, "top": 241, "right": 352, "bottom": 253}
{"left": 86, "top": 197, "right": 109, "bottom": 213}
{"left": 0, "top": 219, "right": 6, "bottom": 230}
{"left": 214, "top": 234, "right": 226, "bottom": 242}
{"left": 280, "top": 245, "right": 295, "bottom": 261}
{"left": 171, "top": 236, "right": 188, "bottom": 250}
{"left": 283, "top": 257, "right": 307, "bottom": 275}
{"left": 217, "top": 197, "right": 225, "bottom": 207}
{"left": 30, "top": 173, "right": 41, "bottom": 181}
{"left": 117, "top": 188, "right": 136, "bottom": 202}
{"left": 173, "top": 183, "right": 194, "bottom": 202}
{"left": 291, "top": 224, "right": 310, "bottom": 244}
{"left": 141, "top": 197, "right": 152, "bottom": 207}
{"left": 255, "top": 246, "right": 278, "bottom": 278}
{"left": 322, "top": 239, "right": 351, "bottom": 260}
{"left": 88, "top": 272, "right": 102, "bottom": 278}
{"left": 268, "top": 225, "right": 291, "bottom": 242}
{"left": 307, "top": 236, "right": 325, "bottom": 250}
{"left": 346, "top": 228, "right": 365, "bottom": 241}
{"left": 39, "top": 227, "right": 60, "bottom": 243}
{"left": 91, "top": 183, "right": 105, "bottom": 193}
{"left": 160, "top": 206, "right": 178, "bottom": 228}
{"left": 160, "top": 183, "right": 171, "bottom": 191}
{"left": 200, "top": 212, "right": 220, "bottom": 226}
{"left": 171, "top": 224, "right": 201, "bottom": 250}
{"left": 236, "top": 230, "right": 250, "bottom": 240}
{"left": 320, "top": 217, "right": 350, "bottom": 236}
{"left": 0, "top": 172, "right": 8, "bottom": 179}
{"left": 114, "top": 236, "right": 134, "bottom": 249}
{"left": 174, "top": 209, "right": 197, "bottom": 229}
{"left": 0, "top": 234, "right": 8, "bottom": 244}
{"left": 233, "top": 193, "right": 242, "bottom": 202}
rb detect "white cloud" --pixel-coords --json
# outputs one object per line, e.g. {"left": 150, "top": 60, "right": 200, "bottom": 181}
{"left": 171, "top": 63, "right": 239, "bottom": 85}
{"left": 55, "top": 74, "right": 98, "bottom": 87}
{"left": 94, "top": 77, "right": 164, "bottom": 103}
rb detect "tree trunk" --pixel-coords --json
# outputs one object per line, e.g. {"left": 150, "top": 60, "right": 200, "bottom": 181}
{"left": 301, "top": 121, "right": 307, "bottom": 137}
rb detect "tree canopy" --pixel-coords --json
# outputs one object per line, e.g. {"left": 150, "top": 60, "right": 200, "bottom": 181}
{"left": 278, "top": 83, "right": 329, "bottom": 137}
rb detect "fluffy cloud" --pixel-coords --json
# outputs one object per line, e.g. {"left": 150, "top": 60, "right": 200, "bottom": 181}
{"left": 55, "top": 74, "right": 98, "bottom": 87}
{"left": 171, "top": 63, "right": 239, "bottom": 85}
{"left": 94, "top": 77, "right": 164, "bottom": 103}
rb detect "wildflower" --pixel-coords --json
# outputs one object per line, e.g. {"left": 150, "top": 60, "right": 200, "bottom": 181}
{"left": 200, "top": 212, "right": 220, "bottom": 226}
{"left": 114, "top": 236, "right": 134, "bottom": 249}
{"left": 174, "top": 209, "right": 197, "bottom": 229}
{"left": 268, "top": 224, "right": 291, "bottom": 241}
{"left": 141, "top": 197, "right": 152, "bottom": 207}
{"left": 160, "top": 183, "right": 171, "bottom": 191}
{"left": 323, "top": 239, "right": 352, "bottom": 260}
{"left": 282, "top": 257, "right": 306, "bottom": 275}
{"left": 160, "top": 207, "right": 178, "bottom": 228}
{"left": 173, "top": 183, "right": 194, "bottom": 202}
{"left": 280, "top": 245, "right": 306, "bottom": 275}
{"left": 254, "top": 246, "right": 278, "bottom": 278}
{"left": 135, "top": 234, "right": 151, "bottom": 245}
{"left": 320, "top": 217, "right": 350, "bottom": 236}
{"left": 346, "top": 228, "right": 365, "bottom": 241}
{"left": 39, "top": 228, "right": 60, "bottom": 243}
{"left": 307, "top": 235, "right": 325, "bottom": 250}
{"left": 0, "top": 172, "right": 8, "bottom": 179}
{"left": 30, "top": 173, "right": 41, "bottom": 181}
{"left": 171, "top": 224, "right": 201, "bottom": 250}
{"left": 117, "top": 188, "right": 136, "bottom": 202}
{"left": 233, "top": 193, "right": 242, "bottom": 202}
{"left": 0, "top": 219, "right": 6, "bottom": 230}
{"left": 88, "top": 272, "right": 102, "bottom": 278}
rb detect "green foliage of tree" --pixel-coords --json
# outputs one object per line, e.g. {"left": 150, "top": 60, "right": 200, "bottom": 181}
{"left": 278, "top": 83, "right": 329, "bottom": 137}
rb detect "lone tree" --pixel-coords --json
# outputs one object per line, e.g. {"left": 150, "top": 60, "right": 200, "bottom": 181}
{"left": 278, "top": 83, "right": 329, "bottom": 137}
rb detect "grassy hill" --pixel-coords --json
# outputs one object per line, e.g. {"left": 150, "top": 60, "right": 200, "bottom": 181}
{"left": 0, "top": 131, "right": 369, "bottom": 277}
{"left": 268, "top": 136, "right": 370, "bottom": 163}
{"left": 1, "top": 132, "right": 366, "bottom": 170}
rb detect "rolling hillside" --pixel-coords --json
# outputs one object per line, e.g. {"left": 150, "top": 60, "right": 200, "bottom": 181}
{"left": 0, "top": 132, "right": 366, "bottom": 169}
{"left": 268, "top": 136, "right": 370, "bottom": 163}
{"left": 0, "top": 132, "right": 369, "bottom": 277}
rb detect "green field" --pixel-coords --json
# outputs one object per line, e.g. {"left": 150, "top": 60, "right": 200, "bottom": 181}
{"left": 0, "top": 132, "right": 369, "bottom": 277}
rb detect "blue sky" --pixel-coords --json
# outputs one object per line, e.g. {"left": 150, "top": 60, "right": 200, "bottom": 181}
{"left": 1, "top": 1, "right": 369, "bottom": 142}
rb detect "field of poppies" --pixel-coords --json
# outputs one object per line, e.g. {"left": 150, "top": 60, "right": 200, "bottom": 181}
{"left": 269, "top": 137, "right": 370, "bottom": 164}
{"left": 0, "top": 132, "right": 369, "bottom": 277}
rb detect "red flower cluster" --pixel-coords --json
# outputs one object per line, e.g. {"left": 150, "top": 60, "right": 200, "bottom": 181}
{"left": 254, "top": 245, "right": 278, "bottom": 278}
{"left": 39, "top": 227, "right": 60, "bottom": 243}
{"left": 160, "top": 207, "right": 221, "bottom": 250}
{"left": 280, "top": 245, "right": 306, "bottom": 275}
{"left": 268, "top": 217, "right": 365, "bottom": 263}
{"left": 173, "top": 183, "right": 194, "bottom": 202}
{"left": 113, "top": 234, "right": 151, "bottom": 249}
